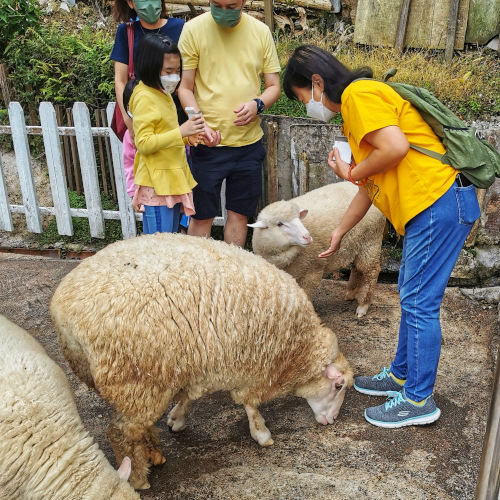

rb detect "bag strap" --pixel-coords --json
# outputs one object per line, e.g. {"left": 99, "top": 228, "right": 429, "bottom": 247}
{"left": 127, "top": 22, "right": 135, "bottom": 80}
{"left": 351, "top": 72, "right": 446, "bottom": 163}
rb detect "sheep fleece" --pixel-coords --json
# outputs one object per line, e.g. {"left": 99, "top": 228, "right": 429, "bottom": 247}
{"left": 51, "top": 233, "right": 347, "bottom": 418}
{"left": 0, "top": 315, "right": 139, "bottom": 500}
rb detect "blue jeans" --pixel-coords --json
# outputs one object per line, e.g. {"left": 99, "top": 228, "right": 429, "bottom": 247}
{"left": 142, "top": 204, "right": 181, "bottom": 234}
{"left": 390, "top": 180, "right": 480, "bottom": 402}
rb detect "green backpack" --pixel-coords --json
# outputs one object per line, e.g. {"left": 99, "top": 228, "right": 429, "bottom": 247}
{"left": 360, "top": 70, "right": 500, "bottom": 189}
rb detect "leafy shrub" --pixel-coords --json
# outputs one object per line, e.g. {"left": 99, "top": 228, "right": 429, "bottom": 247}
{"left": 0, "top": 0, "right": 41, "bottom": 57}
{"left": 5, "top": 22, "right": 115, "bottom": 110}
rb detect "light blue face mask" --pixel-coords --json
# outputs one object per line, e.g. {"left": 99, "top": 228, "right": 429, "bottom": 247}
{"left": 210, "top": 3, "right": 242, "bottom": 28}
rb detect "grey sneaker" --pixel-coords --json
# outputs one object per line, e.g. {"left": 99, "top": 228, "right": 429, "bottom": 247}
{"left": 354, "top": 366, "right": 405, "bottom": 396}
{"left": 364, "top": 389, "right": 441, "bottom": 428}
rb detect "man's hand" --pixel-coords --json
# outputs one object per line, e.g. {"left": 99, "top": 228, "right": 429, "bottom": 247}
{"left": 233, "top": 100, "right": 258, "bottom": 126}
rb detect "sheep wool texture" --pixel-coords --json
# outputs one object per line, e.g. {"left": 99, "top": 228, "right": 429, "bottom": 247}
{"left": 0, "top": 315, "right": 139, "bottom": 500}
{"left": 252, "top": 182, "right": 386, "bottom": 317}
{"left": 50, "top": 233, "right": 351, "bottom": 489}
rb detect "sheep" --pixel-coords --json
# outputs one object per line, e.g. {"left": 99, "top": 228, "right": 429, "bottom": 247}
{"left": 49, "top": 233, "right": 353, "bottom": 490}
{"left": 0, "top": 314, "right": 140, "bottom": 500}
{"left": 250, "top": 182, "right": 386, "bottom": 318}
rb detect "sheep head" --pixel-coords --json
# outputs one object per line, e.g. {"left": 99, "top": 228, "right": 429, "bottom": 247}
{"left": 249, "top": 200, "right": 313, "bottom": 256}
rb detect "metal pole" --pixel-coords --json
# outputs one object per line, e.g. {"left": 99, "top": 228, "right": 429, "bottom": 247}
{"left": 476, "top": 344, "right": 500, "bottom": 500}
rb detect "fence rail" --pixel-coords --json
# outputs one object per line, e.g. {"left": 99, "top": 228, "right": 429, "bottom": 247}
{"left": 0, "top": 101, "right": 225, "bottom": 241}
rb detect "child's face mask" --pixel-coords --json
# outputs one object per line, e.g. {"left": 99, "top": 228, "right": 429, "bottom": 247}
{"left": 160, "top": 74, "right": 180, "bottom": 94}
{"left": 306, "top": 82, "right": 334, "bottom": 122}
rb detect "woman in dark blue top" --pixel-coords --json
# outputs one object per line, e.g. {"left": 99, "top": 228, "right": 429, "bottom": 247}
{"left": 110, "top": 0, "right": 185, "bottom": 141}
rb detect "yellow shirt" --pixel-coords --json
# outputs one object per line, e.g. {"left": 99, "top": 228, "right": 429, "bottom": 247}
{"left": 341, "top": 80, "right": 458, "bottom": 235}
{"left": 179, "top": 12, "right": 281, "bottom": 147}
{"left": 130, "top": 81, "right": 197, "bottom": 196}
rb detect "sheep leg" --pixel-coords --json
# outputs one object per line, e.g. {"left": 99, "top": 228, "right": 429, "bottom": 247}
{"left": 345, "top": 267, "right": 362, "bottom": 301}
{"left": 297, "top": 268, "right": 324, "bottom": 301}
{"left": 107, "top": 411, "right": 153, "bottom": 490}
{"left": 167, "top": 390, "right": 192, "bottom": 432}
{"left": 353, "top": 263, "right": 380, "bottom": 318}
{"left": 244, "top": 404, "right": 274, "bottom": 447}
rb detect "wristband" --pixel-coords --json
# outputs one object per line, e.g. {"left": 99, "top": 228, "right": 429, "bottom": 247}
{"left": 347, "top": 164, "right": 368, "bottom": 186}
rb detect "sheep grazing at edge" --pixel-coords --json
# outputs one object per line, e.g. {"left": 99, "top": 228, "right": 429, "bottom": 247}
{"left": 50, "top": 233, "right": 353, "bottom": 490}
{"left": 0, "top": 314, "right": 140, "bottom": 500}
{"left": 250, "top": 182, "right": 387, "bottom": 318}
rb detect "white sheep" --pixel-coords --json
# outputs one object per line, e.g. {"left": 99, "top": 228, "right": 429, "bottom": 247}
{"left": 0, "top": 314, "right": 140, "bottom": 500}
{"left": 250, "top": 182, "right": 386, "bottom": 318}
{"left": 50, "top": 233, "right": 353, "bottom": 490}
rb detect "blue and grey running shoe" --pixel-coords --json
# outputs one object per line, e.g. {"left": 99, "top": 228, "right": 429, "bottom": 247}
{"left": 354, "top": 366, "right": 405, "bottom": 396}
{"left": 364, "top": 389, "right": 441, "bottom": 428}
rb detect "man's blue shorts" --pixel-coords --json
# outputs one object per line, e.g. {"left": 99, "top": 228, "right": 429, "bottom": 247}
{"left": 190, "top": 139, "right": 266, "bottom": 220}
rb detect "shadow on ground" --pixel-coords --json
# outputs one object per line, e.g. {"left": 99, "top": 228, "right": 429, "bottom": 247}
{"left": 0, "top": 253, "right": 498, "bottom": 500}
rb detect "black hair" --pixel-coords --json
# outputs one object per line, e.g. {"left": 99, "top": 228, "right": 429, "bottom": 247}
{"left": 283, "top": 45, "right": 373, "bottom": 103}
{"left": 134, "top": 34, "right": 181, "bottom": 90}
{"left": 112, "top": 0, "right": 168, "bottom": 23}
{"left": 123, "top": 78, "right": 140, "bottom": 111}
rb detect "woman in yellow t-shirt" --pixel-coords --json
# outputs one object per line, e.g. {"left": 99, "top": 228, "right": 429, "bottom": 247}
{"left": 283, "top": 45, "right": 480, "bottom": 429}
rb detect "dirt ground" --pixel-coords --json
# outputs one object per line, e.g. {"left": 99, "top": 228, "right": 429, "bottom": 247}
{"left": 0, "top": 252, "right": 498, "bottom": 500}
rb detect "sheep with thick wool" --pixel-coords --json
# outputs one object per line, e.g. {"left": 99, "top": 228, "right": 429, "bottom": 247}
{"left": 50, "top": 233, "right": 353, "bottom": 490}
{"left": 0, "top": 314, "right": 139, "bottom": 500}
{"left": 250, "top": 182, "right": 386, "bottom": 318}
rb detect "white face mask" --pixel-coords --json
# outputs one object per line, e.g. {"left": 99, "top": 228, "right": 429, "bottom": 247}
{"left": 160, "top": 73, "right": 180, "bottom": 94}
{"left": 306, "top": 82, "right": 335, "bottom": 122}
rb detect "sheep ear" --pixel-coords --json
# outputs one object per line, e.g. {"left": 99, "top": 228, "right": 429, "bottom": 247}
{"left": 248, "top": 220, "right": 268, "bottom": 229}
{"left": 117, "top": 456, "right": 132, "bottom": 481}
{"left": 299, "top": 209, "right": 308, "bottom": 219}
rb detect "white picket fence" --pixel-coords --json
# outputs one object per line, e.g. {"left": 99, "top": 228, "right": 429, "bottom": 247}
{"left": 0, "top": 101, "right": 225, "bottom": 240}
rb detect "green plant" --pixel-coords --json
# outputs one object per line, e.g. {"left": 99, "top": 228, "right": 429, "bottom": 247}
{"left": 0, "top": 0, "right": 41, "bottom": 58}
{"left": 5, "top": 22, "right": 114, "bottom": 110}
{"left": 38, "top": 190, "right": 124, "bottom": 249}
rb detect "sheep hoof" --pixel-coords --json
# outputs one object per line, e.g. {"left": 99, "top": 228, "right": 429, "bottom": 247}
{"left": 148, "top": 448, "right": 166, "bottom": 465}
{"left": 356, "top": 304, "right": 369, "bottom": 318}
{"left": 259, "top": 436, "right": 274, "bottom": 447}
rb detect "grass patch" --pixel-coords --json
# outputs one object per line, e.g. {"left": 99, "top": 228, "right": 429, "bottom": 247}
{"left": 37, "top": 190, "right": 128, "bottom": 250}
{"left": 268, "top": 30, "right": 499, "bottom": 121}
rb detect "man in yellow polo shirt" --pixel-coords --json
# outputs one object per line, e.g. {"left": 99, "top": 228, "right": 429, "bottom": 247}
{"left": 178, "top": 0, "right": 281, "bottom": 246}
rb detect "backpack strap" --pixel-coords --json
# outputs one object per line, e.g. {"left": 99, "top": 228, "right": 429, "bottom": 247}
{"left": 408, "top": 144, "right": 445, "bottom": 162}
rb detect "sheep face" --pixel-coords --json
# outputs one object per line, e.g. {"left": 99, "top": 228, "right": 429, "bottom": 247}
{"left": 304, "top": 364, "right": 351, "bottom": 425}
{"left": 249, "top": 200, "right": 312, "bottom": 250}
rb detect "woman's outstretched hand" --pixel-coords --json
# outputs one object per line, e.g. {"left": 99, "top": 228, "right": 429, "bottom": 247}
{"left": 318, "top": 228, "right": 343, "bottom": 258}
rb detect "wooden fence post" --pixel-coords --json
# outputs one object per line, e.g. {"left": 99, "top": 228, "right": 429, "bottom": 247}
{"left": 445, "top": 0, "right": 460, "bottom": 63}
{"left": 395, "top": 0, "right": 411, "bottom": 53}
{"left": 39, "top": 102, "right": 74, "bottom": 236}
{"left": 106, "top": 102, "right": 137, "bottom": 239}
{"left": 66, "top": 108, "right": 83, "bottom": 194}
{"left": 101, "top": 108, "right": 117, "bottom": 201}
{"left": 266, "top": 121, "right": 279, "bottom": 204}
{"left": 0, "top": 64, "right": 11, "bottom": 107}
{"left": 0, "top": 150, "right": 13, "bottom": 231}
{"left": 73, "top": 102, "right": 105, "bottom": 239}
{"left": 8, "top": 102, "right": 42, "bottom": 233}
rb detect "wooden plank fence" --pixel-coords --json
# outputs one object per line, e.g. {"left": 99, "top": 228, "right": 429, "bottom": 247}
{"left": 0, "top": 101, "right": 226, "bottom": 241}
